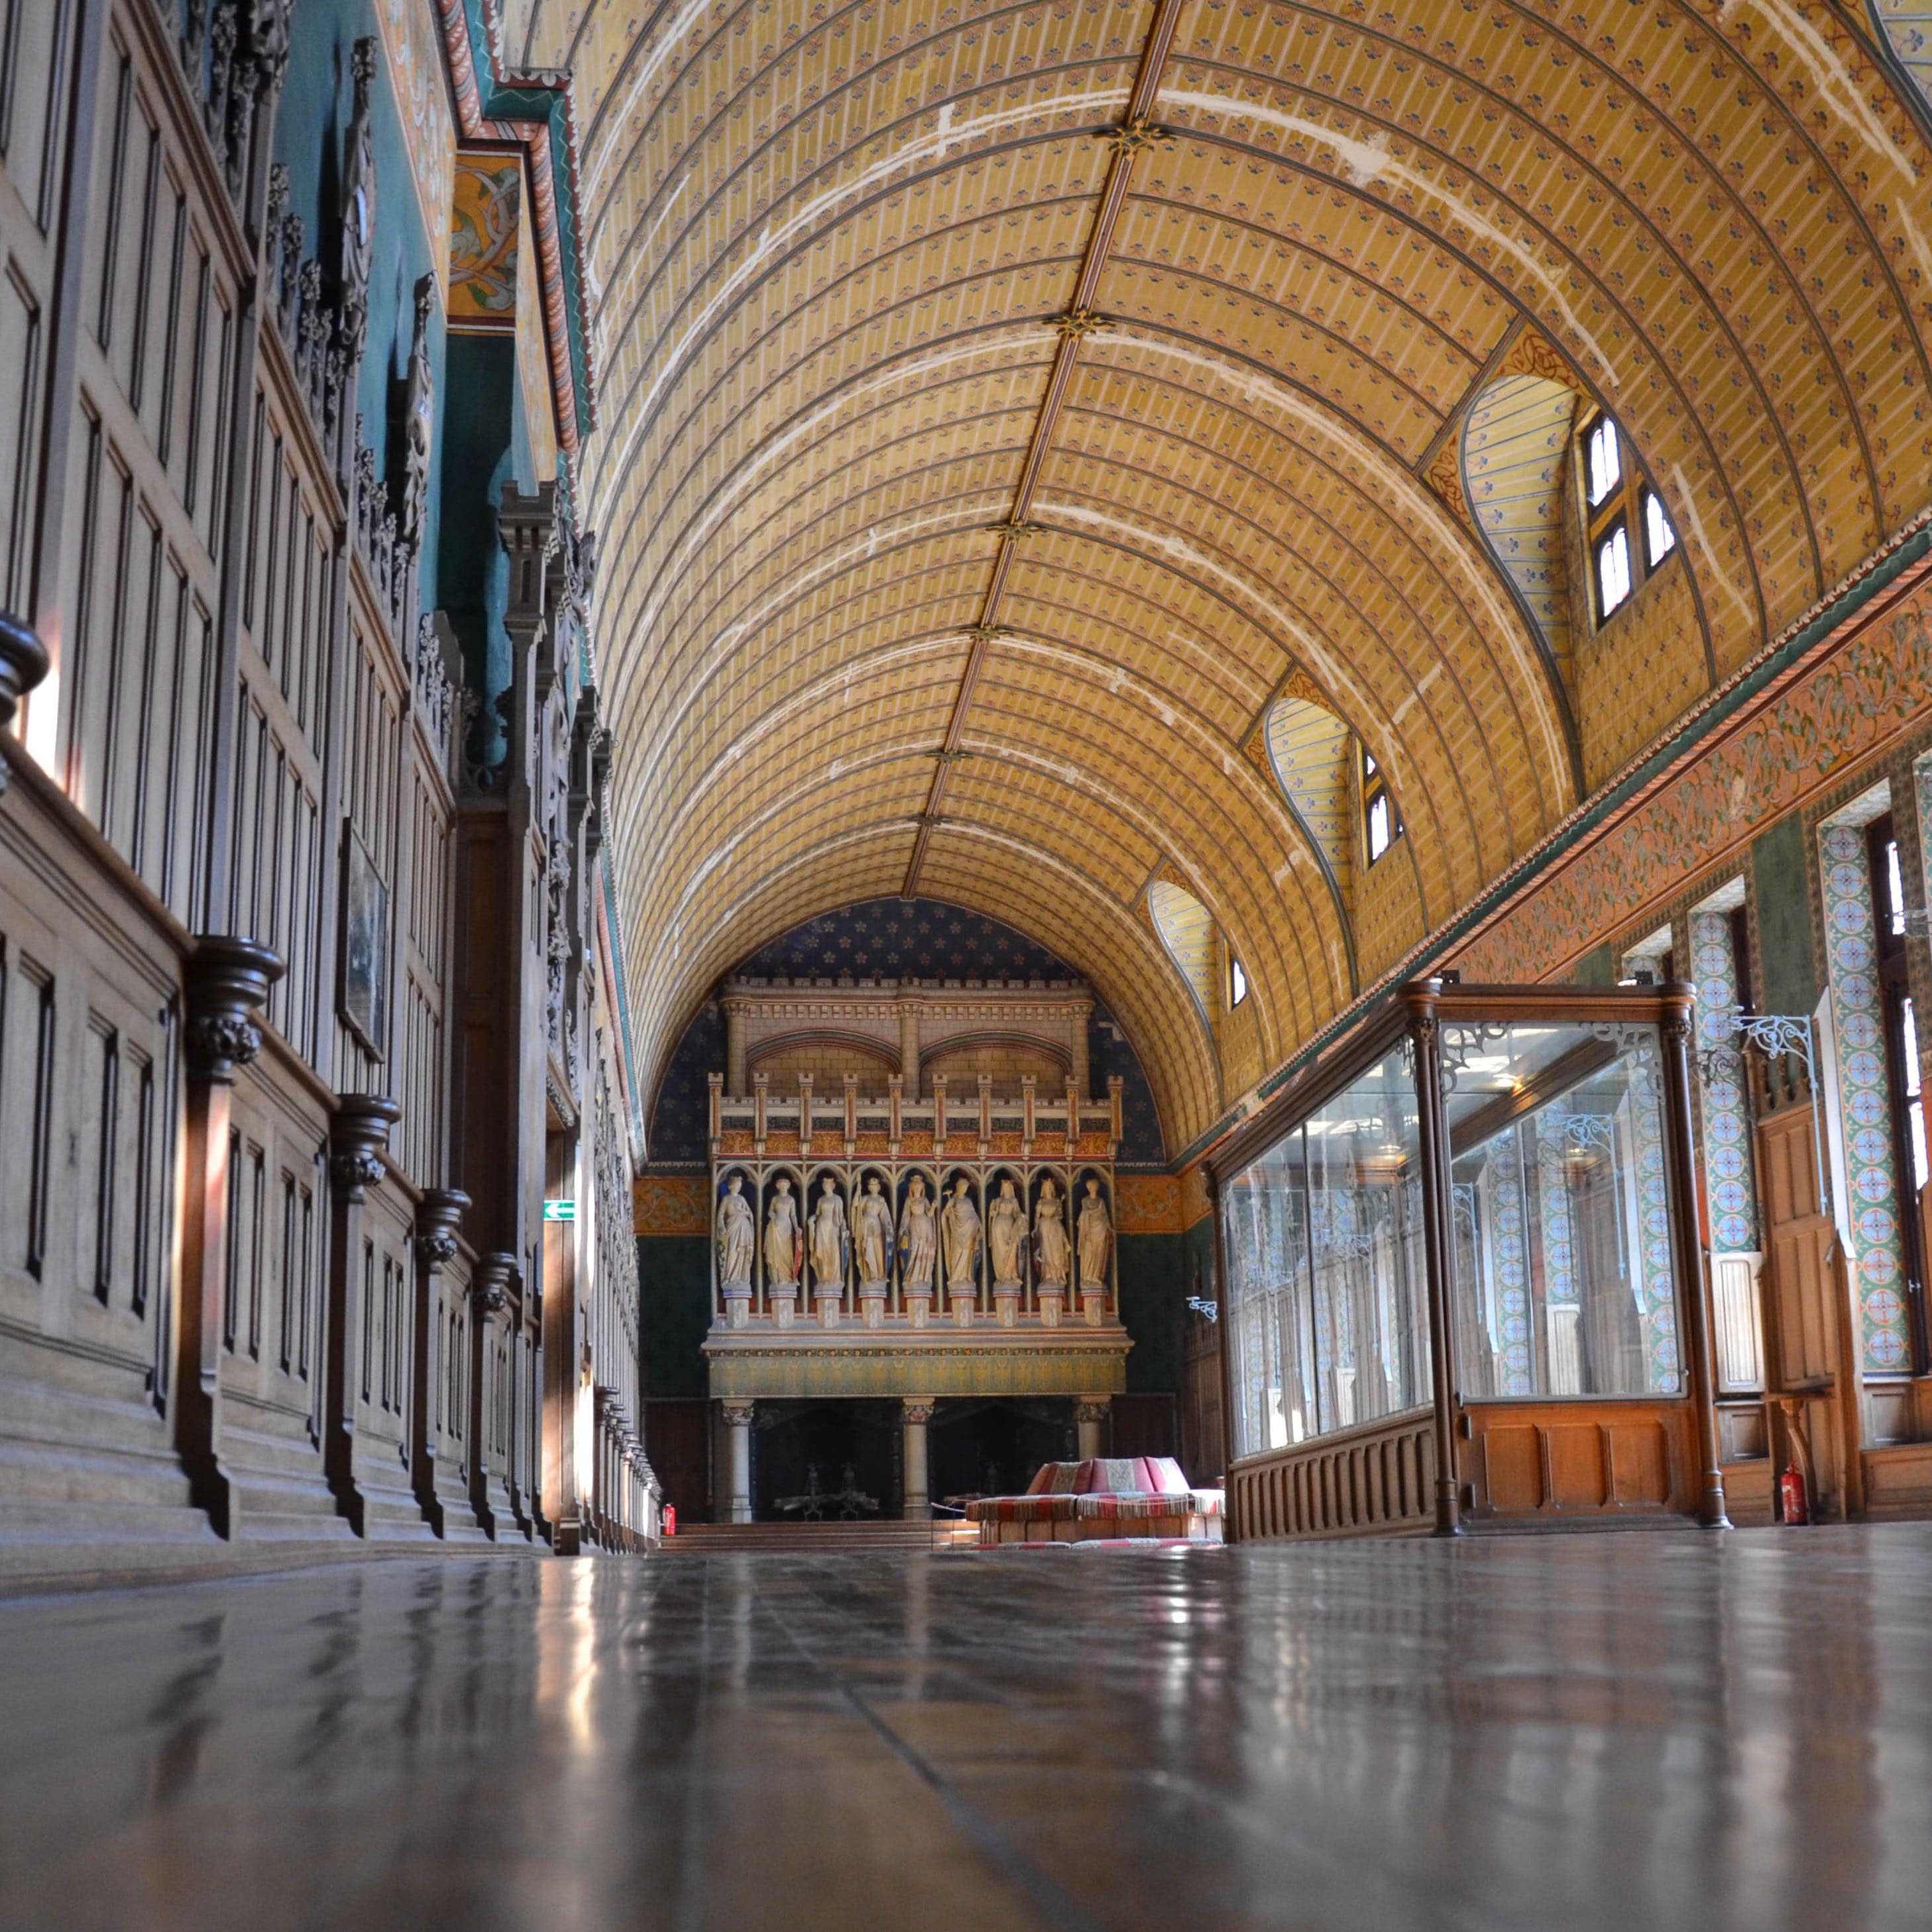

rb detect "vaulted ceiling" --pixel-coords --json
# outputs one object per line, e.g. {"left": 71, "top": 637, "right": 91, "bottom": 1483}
{"left": 501, "top": 0, "right": 1932, "bottom": 1155}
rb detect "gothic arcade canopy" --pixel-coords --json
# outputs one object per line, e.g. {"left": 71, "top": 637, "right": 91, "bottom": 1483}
{"left": 498, "top": 0, "right": 1932, "bottom": 1154}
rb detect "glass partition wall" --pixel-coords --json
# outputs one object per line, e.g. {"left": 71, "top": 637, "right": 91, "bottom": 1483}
{"left": 1222, "top": 1044, "right": 1428, "bottom": 1455}
{"left": 1214, "top": 982, "right": 1727, "bottom": 1537}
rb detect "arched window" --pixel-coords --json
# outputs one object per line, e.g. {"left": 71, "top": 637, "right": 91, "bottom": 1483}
{"left": 1362, "top": 746, "right": 1401, "bottom": 865}
{"left": 1578, "top": 411, "right": 1674, "bottom": 624}
{"left": 1230, "top": 958, "right": 1249, "bottom": 1007}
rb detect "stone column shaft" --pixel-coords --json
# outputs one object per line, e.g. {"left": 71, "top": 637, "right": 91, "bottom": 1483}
{"left": 723, "top": 1399, "right": 755, "bottom": 1524}
{"left": 902, "top": 1399, "right": 935, "bottom": 1520}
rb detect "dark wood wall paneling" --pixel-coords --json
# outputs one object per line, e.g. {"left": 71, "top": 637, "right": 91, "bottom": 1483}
{"left": 0, "top": 0, "right": 652, "bottom": 1573}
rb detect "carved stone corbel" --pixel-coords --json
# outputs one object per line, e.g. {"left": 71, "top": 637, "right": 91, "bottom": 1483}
{"left": 174, "top": 935, "right": 285, "bottom": 1537}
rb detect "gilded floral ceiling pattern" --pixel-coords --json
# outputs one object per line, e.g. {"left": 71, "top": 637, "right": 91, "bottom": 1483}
{"left": 500, "top": 0, "right": 1932, "bottom": 1152}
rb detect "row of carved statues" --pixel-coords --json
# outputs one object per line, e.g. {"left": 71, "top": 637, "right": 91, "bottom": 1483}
{"left": 715, "top": 1172, "right": 1114, "bottom": 1298}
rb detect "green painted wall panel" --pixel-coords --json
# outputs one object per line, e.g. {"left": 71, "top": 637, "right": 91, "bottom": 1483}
{"left": 1571, "top": 942, "right": 1615, "bottom": 988}
{"left": 640, "top": 1235, "right": 712, "bottom": 1399}
{"left": 1117, "top": 1231, "right": 1182, "bottom": 1392}
{"left": 1752, "top": 813, "right": 1821, "bottom": 1016}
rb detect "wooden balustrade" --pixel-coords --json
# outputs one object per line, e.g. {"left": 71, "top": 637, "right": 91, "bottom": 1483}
{"left": 1229, "top": 1408, "right": 1436, "bottom": 1541}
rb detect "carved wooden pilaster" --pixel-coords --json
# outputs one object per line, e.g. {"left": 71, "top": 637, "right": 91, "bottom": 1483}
{"left": 321, "top": 1092, "right": 401, "bottom": 1535}
{"left": 1662, "top": 992, "right": 1732, "bottom": 1528}
{"left": 468, "top": 1252, "right": 520, "bottom": 1539}
{"left": 1404, "top": 984, "right": 1463, "bottom": 1538}
{"left": 0, "top": 612, "right": 49, "bottom": 794}
{"left": 175, "top": 936, "right": 284, "bottom": 1537}
{"left": 410, "top": 1188, "right": 469, "bottom": 1536}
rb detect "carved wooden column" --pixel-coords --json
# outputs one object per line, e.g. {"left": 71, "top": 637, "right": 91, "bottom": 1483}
{"left": 410, "top": 1188, "right": 469, "bottom": 1536}
{"left": 901, "top": 1399, "right": 935, "bottom": 1520}
{"left": 174, "top": 937, "right": 284, "bottom": 1537}
{"left": 469, "top": 1253, "right": 518, "bottom": 1539}
{"left": 1074, "top": 1394, "right": 1111, "bottom": 1461}
{"left": 1404, "top": 983, "right": 1463, "bottom": 1537}
{"left": 322, "top": 1094, "right": 402, "bottom": 1536}
{"left": 1662, "top": 990, "right": 1733, "bottom": 1528}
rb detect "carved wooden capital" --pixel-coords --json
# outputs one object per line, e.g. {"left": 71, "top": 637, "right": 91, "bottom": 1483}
{"left": 1072, "top": 1396, "right": 1112, "bottom": 1425}
{"left": 471, "top": 1252, "right": 518, "bottom": 1314}
{"left": 414, "top": 1188, "right": 471, "bottom": 1267}
{"left": 901, "top": 1399, "right": 937, "bottom": 1426}
{"left": 183, "top": 935, "right": 284, "bottom": 1083}
{"left": 328, "top": 1093, "right": 400, "bottom": 1199}
{"left": 0, "top": 610, "right": 49, "bottom": 763}
{"left": 720, "top": 1398, "right": 757, "bottom": 1428}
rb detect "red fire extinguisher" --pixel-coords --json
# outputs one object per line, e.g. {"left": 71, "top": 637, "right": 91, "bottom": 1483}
{"left": 1779, "top": 1458, "right": 1809, "bottom": 1526}
{"left": 663, "top": 1503, "right": 677, "bottom": 1538}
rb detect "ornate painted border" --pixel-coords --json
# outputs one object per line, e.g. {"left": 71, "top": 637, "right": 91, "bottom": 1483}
{"left": 433, "top": 0, "right": 595, "bottom": 455}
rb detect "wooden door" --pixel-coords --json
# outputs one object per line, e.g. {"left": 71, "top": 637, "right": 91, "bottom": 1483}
{"left": 1755, "top": 1097, "right": 1850, "bottom": 1512}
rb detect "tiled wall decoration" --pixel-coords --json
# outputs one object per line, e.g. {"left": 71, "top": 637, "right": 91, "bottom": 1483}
{"left": 1483, "top": 1150, "right": 1533, "bottom": 1396}
{"left": 1689, "top": 907, "right": 1762, "bottom": 1253}
{"left": 1628, "top": 1039, "right": 1683, "bottom": 1394}
{"left": 1819, "top": 821, "right": 1913, "bottom": 1371}
{"left": 1532, "top": 1114, "right": 1582, "bottom": 1391}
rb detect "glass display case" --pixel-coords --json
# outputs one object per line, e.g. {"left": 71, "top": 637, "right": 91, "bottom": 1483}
{"left": 1212, "top": 982, "right": 1725, "bottom": 1539}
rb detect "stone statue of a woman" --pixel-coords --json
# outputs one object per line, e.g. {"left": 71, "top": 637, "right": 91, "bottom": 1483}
{"left": 1077, "top": 1178, "right": 1113, "bottom": 1292}
{"left": 764, "top": 1176, "right": 801, "bottom": 1290}
{"left": 1033, "top": 1178, "right": 1069, "bottom": 1289}
{"left": 899, "top": 1175, "right": 937, "bottom": 1296}
{"left": 940, "top": 1177, "right": 982, "bottom": 1293}
{"left": 853, "top": 1174, "right": 894, "bottom": 1292}
{"left": 987, "top": 1177, "right": 1025, "bottom": 1290}
{"left": 716, "top": 1174, "right": 754, "bottom": 1292}
{"left": 809, "top": 1176, "right": 848, "bottom": 1292}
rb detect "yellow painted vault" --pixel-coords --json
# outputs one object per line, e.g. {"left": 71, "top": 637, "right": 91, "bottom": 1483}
{"left": 494, "top": 0, "right": 1932, "bottom": 1155}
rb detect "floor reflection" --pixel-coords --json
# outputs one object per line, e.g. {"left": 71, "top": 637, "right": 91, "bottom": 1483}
{"left": 1, "top": 1526, "right": 1929, "bottom": 1931}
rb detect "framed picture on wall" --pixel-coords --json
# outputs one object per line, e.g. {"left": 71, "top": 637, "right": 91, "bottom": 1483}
{"left": 340, "top": 826, "right": 390, "bottom": 1058}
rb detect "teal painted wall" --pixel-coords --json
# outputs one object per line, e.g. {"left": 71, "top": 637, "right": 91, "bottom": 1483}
{"left": 1753, "top": 813, "right": 1821, "bottom": 1016}
{"left": 274, "top": 0, "right": 447, "bottom": 610}
{"left": 435, "top": 335, "right": 540, "bottom": 709}
{"left": 640, "top": 1236, "right": 712, "bottom": 1399}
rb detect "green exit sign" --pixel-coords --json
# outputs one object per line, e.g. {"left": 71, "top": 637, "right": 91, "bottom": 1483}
{"left": 543, "top": 1200, "right": 577, "bottom": 1222}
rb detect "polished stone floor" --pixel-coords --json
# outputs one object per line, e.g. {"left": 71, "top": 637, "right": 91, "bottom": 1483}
{"left": 3, "top": 1527, "right": 1931, "bottom": 1932}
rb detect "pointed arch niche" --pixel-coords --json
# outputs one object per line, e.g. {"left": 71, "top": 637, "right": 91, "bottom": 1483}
{"left": 1459, "top": 370, "right": 1581, "bottom": 692}
{"left": 1147, "top": 880, "right": 1217, "bottom": 1029}
{"left": 1872, "top": 0, "right": 1932, "bottom": 131}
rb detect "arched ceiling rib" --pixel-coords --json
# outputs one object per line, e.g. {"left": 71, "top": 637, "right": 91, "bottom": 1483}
{"left": 502, "top": 0, "right": 1932, "bottom": 1153}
